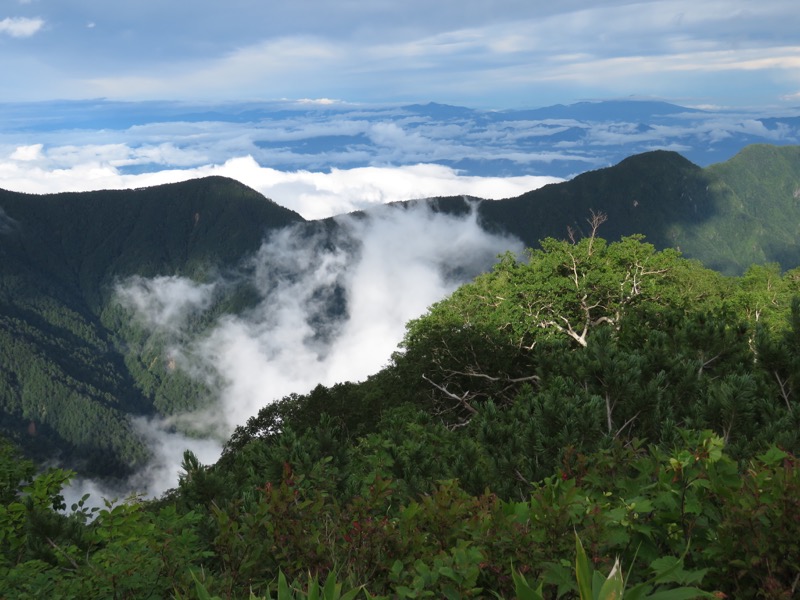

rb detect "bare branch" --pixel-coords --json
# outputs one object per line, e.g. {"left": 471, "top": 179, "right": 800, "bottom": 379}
{"left": 774, "top": 370, "right": 793, "bottom": 411}
{"left": 586, "top": 209, "right": 608, "bottom": 255}
{"left": 613, "top": 412, "right": 640, "bottom": 440}
{"left": 567, "top": 225, "right": 577, "bottom": 245}
{"left": 444, "top": 369, "right": 540, "bottom": 385}
{"left": 422, "top": 374, "right": 478, "bottom": 415}
{"left": 46, "top": 537, "right": 82, "bottom": 572}
{"left": 698, "top": 352, "right": 723, "bottom": 376}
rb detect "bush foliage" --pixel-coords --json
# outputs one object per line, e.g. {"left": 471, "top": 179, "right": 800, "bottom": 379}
{"left": 4, "top": 233, "right": 800, "bottom": 598}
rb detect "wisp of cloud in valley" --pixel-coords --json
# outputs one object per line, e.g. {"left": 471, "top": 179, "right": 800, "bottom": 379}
{"left": 64, "top": 200, "right": 523, "bottom": 501}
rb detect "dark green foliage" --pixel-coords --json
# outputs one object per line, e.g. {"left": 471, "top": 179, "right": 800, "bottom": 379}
{"left": 473, "top": 144, "right": 800, "bottom": 274}
{"left": 6, "top": 429, "right": 800, "bottom": 598}
{"left": 3, "top": 145, "right": 800, "bottom": 475}
{"left": 0, "top": 176, "right": 303, "bottom": 306}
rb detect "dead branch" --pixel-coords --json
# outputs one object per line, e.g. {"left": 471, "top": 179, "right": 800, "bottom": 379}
{"left": 422, "top": 374, "right": 478, "bottom": 415}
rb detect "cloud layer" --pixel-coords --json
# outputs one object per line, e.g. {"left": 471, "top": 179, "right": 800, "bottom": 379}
{"left": 2, "top": 99, "right": 799, "bottom": 219}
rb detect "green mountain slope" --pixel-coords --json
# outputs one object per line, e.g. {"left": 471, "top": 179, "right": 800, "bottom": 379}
{"left": 0, "top": 177, "right": 303, "bottom": 473}
{"left": 458, "top": 144, "right": 800, "bottom": 274}
{"left": 0, "top": 176, "right": 303, "bottom": 308}
{"left": 704, "top": 144, "right": 800, "bottom": 268}
{"left": 2, "top": 145, "right": 800, "bottom": 474}
{"left": 4, "top": 149, "right": 800, "bottom": 598}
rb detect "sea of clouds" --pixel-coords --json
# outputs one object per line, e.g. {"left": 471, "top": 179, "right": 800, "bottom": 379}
{"left": 0, "top": 147, "right": 559, "bottom": 220}
{"left": 3, "top": 99, "right": 798, "bottom": 221}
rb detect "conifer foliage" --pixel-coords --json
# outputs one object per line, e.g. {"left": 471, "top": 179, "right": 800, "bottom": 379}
{"left": 4, "top": 234, "right": 800, "bottom": 598}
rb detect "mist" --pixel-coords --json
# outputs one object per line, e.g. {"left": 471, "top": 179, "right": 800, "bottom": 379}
{"left": 64, "top": 200, "right": 523, "bottom": 504}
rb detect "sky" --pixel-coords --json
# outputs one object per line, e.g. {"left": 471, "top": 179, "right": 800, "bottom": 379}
{"left": 1, "top": 0, "right": 799, "bottom": 108}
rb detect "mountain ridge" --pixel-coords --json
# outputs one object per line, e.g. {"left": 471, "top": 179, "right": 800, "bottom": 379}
{"left": 2, "top": 143, "right": 800, "bottom": 473}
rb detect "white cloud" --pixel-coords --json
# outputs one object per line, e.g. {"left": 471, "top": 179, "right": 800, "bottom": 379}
{"left": 10, "top": 143, "right": 42, "bottom": 161}
{"left": 115, "top": 276, "right": 217, "bottom": 334}
{"left": 204, "top": 159, "right": 560, "bottom": 218}
{"left": 62, "top": 416, "right": 225, "bottom": 507}
{"left": 96, "top": 200, "right": 524, "bottom": 500}
{"left": 0, "top": 0, "right": 799, "bottom": 105}
{"left": 187, "top": 202, "right": 524, "bottom": 433}
{"left": 82, "top": 36, "right": 344, "bottom": 100}
{"left": 0, "top": 16, "right": 43, "bottom": 38}
{"left": 297, "top": 98, "right": 342, "bottom": 105}
{"left": 0, "top": 146, "right": 560, "bottom": 219}
{"left": 28, "top": 1, "right": 789, "bottom": 105}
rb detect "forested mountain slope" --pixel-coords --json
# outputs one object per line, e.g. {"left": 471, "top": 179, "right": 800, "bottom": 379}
{"left": 4, "top": 234, "right": 800, "bottom": 598}
{"left": 2, "top": 145, "right": 800, "bottom": 475}
{"left": 472, "top": 144, "right": 800, "bottom": 274}
{"left": 0, "top": 177, "right": 303, "bottom": 473}
{"left": 0, "top": 175, "right": 304, "bottom": 307}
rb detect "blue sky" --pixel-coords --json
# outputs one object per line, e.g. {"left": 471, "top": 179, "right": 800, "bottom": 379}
{"left": 2, "top": 0, "right": 799, "bottom": 107}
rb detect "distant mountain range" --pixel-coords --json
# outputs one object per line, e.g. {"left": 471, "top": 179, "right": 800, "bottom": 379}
{"left": 1, "top": 143, "right": 799, "bottom": 476}
{"left": 3, "top": 99, "right": 799, "bottom": 179}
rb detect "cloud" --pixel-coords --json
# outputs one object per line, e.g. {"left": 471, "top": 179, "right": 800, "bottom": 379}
{"left": 0, "top": 144, "right": 561, "bottom": 219}
{"left": 2, "top": 0, "right": 800, "bottom": 105}
{"left": 81, "top": 36, "right": 344, "bottom": 100}
{"left": 82, "top": 199, "right": 524, "bottom": 501}
{"left": 187, "top": 201, "right": 525, "bottom": 434}
{"left": 0, "top": 16, "right": 43, "bottom": 38}
{"left": 297, "top": 98, "right": 342, "bottom": 105}
{"left": 62, "top": 416, "right": 224, "bottom": 507}
{"left": 18, "top": 1, "right": 790, "bottom": 105}
{"left": 9, "top": 143, "right": 42, "bottom": 161}
{"left": 115, "top": 275, "right": 217, "bottom": 334}
{"left": 202, "top": 158, "right": 560, "bottom": 219}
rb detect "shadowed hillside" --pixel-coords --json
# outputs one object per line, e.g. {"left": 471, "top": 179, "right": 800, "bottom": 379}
{"left": 0, "top": 177, "right": 303, "bottom": 473}
{"left": 0, "top": 176, "right": 304, "bottom": 308}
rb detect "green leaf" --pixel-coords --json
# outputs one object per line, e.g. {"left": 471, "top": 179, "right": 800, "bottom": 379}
{"left": 191, "top": 571, "right": 221, "bottom": 600}
{"left": 339, "top": 588, "right": 364, "bottom": 600}
{"left": 511, "top": 569, "right": 545, "bottom": 600}
{"left": 322, "top": 570, "right": 337, "bottom": 599}
{"left": 758, "top": 446, "right": 788, "bottom": 466}
{"left": 307, "top": 573, "right": 320, "bottom": 600}
{"left": 278, "top": 571, "right": 292, "bottom": 600}
{"left": 575, "top": 534, "right": 594, "bottom": 600}
{"left": 597, "top": 559, "right": 624, "bottom": 600}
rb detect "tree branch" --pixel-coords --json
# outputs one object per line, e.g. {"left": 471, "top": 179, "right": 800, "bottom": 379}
{"left": 422, "top": 374, "right": 478, "bottom": 415}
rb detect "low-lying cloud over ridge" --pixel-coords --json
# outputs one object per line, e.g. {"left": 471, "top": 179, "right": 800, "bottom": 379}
{"left": 2, "top": 99, "right": 798, "bottom": 215}
{"left": 0, "top": 152, "right": 559, "bottom": 220}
